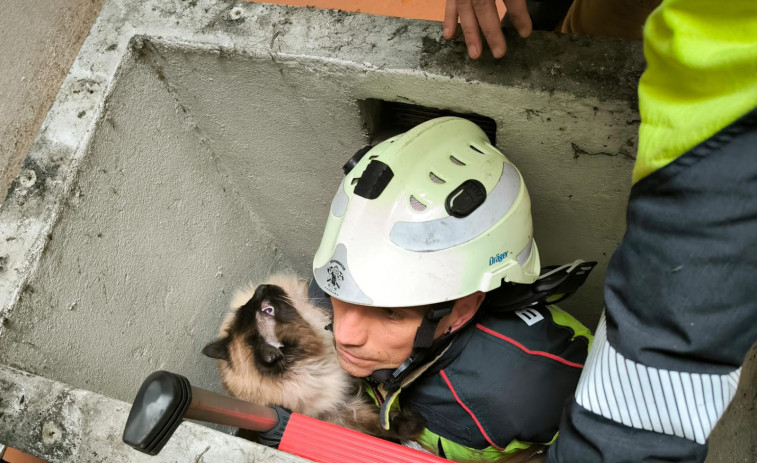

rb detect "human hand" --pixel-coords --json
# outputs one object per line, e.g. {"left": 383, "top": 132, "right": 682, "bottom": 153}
{"left": 443, "top": 0, "right": 533, "bottom": 59}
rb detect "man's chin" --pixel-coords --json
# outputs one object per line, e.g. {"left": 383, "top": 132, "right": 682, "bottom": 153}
{"left": 336, "top": 356, "right": 375, "bottom": 378}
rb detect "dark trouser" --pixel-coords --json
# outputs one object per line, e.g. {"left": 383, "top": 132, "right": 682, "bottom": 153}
{"left": 560, "top": 0, "right": 661, "bottom": 39}
{"left": 525, "top": 0, "right": 661, "bottom": 39}
{"left": 525, "top": 0, "right": 574, "bottom": 32}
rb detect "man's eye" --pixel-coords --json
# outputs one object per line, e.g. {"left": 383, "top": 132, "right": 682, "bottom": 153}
{"left": 384, "top": 308, "right": 403, "bottom": 321}
{"left": 262, "top": 305, "right": 275, "bottom": 316}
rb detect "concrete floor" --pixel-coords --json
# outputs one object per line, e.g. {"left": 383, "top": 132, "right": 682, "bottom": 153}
{"left": 0, "top": 1, "right": 753, "bottom": 462}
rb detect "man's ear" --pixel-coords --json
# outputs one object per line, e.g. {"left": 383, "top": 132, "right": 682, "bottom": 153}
{"left": 448, "top": 291, "right": 486, "bottom": 331}
{"left": 202, "top": 336, "right": 231, "bottom": 361}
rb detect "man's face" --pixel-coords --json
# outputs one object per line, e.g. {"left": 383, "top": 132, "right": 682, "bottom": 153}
{"left": 331, "top": 298, "right": 445, "bottom": 378}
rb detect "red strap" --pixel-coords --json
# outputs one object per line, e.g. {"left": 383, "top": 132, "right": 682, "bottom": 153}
{"left": 279, "top": 413, "right": 448, "bottom": 463}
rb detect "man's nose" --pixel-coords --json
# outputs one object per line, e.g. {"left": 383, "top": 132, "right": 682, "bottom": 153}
{"left": 333, "top": 305, "right": 369, "bottom": 347}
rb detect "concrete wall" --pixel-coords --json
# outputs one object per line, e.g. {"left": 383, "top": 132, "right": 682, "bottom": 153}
{"left": 0, "top": 0, "right": 106, "bottom": 204}
{"left": 0, "top": 1, "right": 753, "bottom": 462}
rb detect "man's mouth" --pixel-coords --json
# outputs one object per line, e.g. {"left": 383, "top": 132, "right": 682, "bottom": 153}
{"left": 336, "top": 346, "right": 374, "bottom": 365}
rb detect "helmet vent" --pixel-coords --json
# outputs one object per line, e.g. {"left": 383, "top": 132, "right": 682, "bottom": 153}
{"left": 429, "top": 172, "right": 446, "bottom": 184}
{"left": 410, "top": 196, "right": 427, "bottom": 211}
{"left": 469, "top": 145, "right": 484, "bottom": 154}
{"left": 351, "top": 177, "right": 360, "bottom": 185}
{"left": 369, "top": 155, "right": 379, "bottom": 160}
{"left": 450, "top": 155, "right": 466, "bottom": 166}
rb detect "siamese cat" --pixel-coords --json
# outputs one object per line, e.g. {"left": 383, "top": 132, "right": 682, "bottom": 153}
{"left": 202, "top": 274, "right": 424, "bottom": 442}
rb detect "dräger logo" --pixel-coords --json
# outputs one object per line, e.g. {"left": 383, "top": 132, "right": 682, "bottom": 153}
{"left": 489, "top": 251, "right": 509, "bottom": 266}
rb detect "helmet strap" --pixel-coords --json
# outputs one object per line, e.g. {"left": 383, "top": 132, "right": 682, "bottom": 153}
{"left": 370, "top": 301, "right": 455, "bottom": 391}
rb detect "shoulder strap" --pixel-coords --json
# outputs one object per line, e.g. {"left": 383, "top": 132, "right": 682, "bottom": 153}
{"left": 486, "top": 260, "right": 596, "bottom": 312}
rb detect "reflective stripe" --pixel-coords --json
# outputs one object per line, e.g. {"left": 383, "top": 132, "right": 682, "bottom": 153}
{"left": 390, "top": 163, "right": 520, "bottom": 251}
{"left": 516, "top": 239, "right": 533, "bottom": 266}
{"left": 313, "top": 243, "right": 373, "bottom": 305}
{"left": 330, "top": 179, "right": 349, "bottom": 217}
{"left": 414, "top": 427, "right": 534, "bottom": 463}
{"left": 576, "top": 315, "right": 741, "bottom": 445}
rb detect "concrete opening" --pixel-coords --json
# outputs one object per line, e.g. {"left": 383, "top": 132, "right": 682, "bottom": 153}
{"left": 359, "top": 99, "right": 497, "bottom": 144}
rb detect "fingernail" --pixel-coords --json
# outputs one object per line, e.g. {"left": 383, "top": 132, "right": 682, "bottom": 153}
{"left": 469, "top": 45, "right": 479, "bottom": 58}
{"left": 443, "top": 26, "right": 450, "bottom": 37}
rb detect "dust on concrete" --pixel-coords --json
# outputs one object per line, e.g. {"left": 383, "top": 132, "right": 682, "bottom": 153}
{"left": 420, "top": 35, "right": 466, "bottom": 74}
{"left": 388, "top": 24, "right": 409, "bottom": 42}
{"left": 0, "top": 373, "right": 77, "bottom": 461}
{"left": 420, "top": 27, "right": 644, "bottom": 108}
{"left": 217, "top": 3, "right": 252, "bottom": 29}
{"left": 4, "top": 154, "right": 62, "bottom": 205}
{"left": 571, "top": 141, "right": 636, "bottom": 161}
{"left": 37, "top": 390, "right": 81, "bottom": 459}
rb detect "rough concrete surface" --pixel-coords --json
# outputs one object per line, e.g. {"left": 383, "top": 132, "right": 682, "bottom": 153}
{"left": 0, "top": 47, "right": 286, "bottom": 403}
{"left": 0, "top": 1, "right": 753, "bottom": 462}
{"left": 0, "top": 364, "right": 307, "bottom": 462}
{"left": 0, "top": 0, "right": 106, "bottom": 204}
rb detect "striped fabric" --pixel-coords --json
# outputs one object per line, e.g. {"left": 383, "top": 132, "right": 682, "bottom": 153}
{"left": 575, "top": 315, "right": 741, "bottom": 445}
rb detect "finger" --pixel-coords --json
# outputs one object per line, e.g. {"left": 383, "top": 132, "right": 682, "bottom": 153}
{"left": 456, "top": 0, "right": 483, "bottom": 59}
{"left": 443, "top": 0, "right": 458, "bottom": 39}
{"left": 503, "top": 0, "right": 533, "bottom": 38}
{"left": 471, "top": 0, "right": 506, "bottom": 58}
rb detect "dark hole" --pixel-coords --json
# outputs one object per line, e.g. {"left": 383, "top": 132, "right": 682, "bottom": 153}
{"left": 358, "top": 99, "right": 497, "bottom": 145}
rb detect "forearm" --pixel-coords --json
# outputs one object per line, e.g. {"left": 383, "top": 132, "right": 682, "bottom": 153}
{"left": 549, "top": 1, "right": 757, "bottom": 460}
{"left": 549, "top": 104, "right": 757, "bottom": 462}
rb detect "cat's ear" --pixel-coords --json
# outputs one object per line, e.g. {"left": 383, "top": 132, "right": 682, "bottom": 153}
{"left": 202, "top": 336, "right": 231, "bottom": 361}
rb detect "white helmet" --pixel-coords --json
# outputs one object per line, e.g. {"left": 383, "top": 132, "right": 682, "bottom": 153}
{"left": 313, "top": 117, "right": 539, "bottom": 307}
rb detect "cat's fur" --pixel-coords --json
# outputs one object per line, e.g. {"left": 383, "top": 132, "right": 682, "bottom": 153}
{"left": 202, "top": 274, "right": 424, "bottom": 441}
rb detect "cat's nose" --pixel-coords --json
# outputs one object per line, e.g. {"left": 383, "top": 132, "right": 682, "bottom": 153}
{"left": 260, "top": 344, "right": 283, "bottom": 365}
